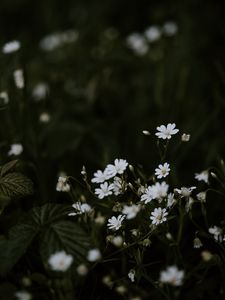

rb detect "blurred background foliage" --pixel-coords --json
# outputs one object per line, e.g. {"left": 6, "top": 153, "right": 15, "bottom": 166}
{"left": 0, "top": 0, "right": 225, "bottom": 200}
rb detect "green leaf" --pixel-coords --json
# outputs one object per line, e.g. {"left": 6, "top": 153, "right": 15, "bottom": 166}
{"left": 0, "top": 195, "right": 10, "bottom": 215}
{"left": 0, "top": 217, "right": 39, "bottom": 275}
{"left": 31, "top": 204, "right": 90, "bottom": 266}
{"left": 40, "top": 220, "right": 90, "bottom": 265}
{"left": 0, "top": 160, "right": 18, "bottom": 177}
{"left": 0, "top": 172, "right": 33, "bottom": 199}
{"left": 0, "top": 204, "right": 90, "bottom": 275}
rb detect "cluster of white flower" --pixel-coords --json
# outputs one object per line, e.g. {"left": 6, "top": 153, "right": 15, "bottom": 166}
{"left": 126, "top": 21, "right": 178, "bottom": 56}
{"left": 92, "top": 159, "right": 128, "bottom": 199}
{"left": 0, "top": 91, "right": 9, "bottom": 104}
{"left": 141, "top": 182, "right": 169, "bottom": 204}
{"left": 32, "top": 83, "right": 49, "bottom": 101}
{"left": 39, "top": 29, "right": 79, "bottom": 51}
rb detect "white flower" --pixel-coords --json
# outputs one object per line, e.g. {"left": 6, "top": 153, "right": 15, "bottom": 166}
{"left": 193, "top": 237, "right": 203, "bottom": 249}
{"left": 91, "top": 170, "right": 107, "bottom": 183}
{"left": 195, "top": 170, "right": 209, "bottom": 184}
{"left": 126, "top": 33, "right": 149, "bottom": 56}
{"left": 40, "top": 30, "right": 78, "bottom": 51}
{"left": 151, "top": 181, "right": 169, "bottom": 201}
{"left": 2, "top": 40, "right": 21, "bottom": 54}
{"left": 8, "top": 143, "right": 23, "bottom": 156}
{"left": 32, "top": 83, "right": 49, "bottom": 101}
{"left": 0, "top": 91, "right": 9, "bottom": 104}
{"left": 112, "top": 176, "right": 125, "bottom": 195}
{"left": 142, "top": 130, "right": 150, "bottom": 135}
{"left": 144, "top": 26, "right": 161, "bottom": 42}
{"left": 95, "top": 182, "right": 114, "bottom": 199}
{"left": 105, "top": 159, "right": 128, "bottom": 179}
{"left": 140, "top": 186, "right": 153, "bottom": 204}
{"left": 181, "top": 133, "right": 190, "bottom": 142}
{"left": 15, "top": 291, "right": 32, "bottom": 300}
{"left": 197, "top": 192, "right": 206, "bottom": 202}
{"left": 13, "top": 69, "right": 24, "bottom": 89}
{"left": 175, "top": 186, "right": 196, "bottom": 198}
{"left": 111, "top": 235, "right": 123, "bottom": 247}
{"left": 167, "top": 193, "right": 175, "bottom": 207}
{"left": 201, "top": 250, "right": 213, "bottom": 261}
{"left": 155, "top": 123, "right": 179, "bottom": 140}
{"left": 155, "top": 163, "right": 170, "bottom": 179}
{"left": 159, "top": 266, "right": 184, "bottom": 286}
{"left": 39, "top": 112, "right": 51, "bottom": 123}
{"left": 107, "top": 215, "right": 125, "bottom": 231}
{"left": 48, "top": 251, "right": 73, "bottom": 271}
{"left": 76, "top": 264, "right": 88, "bottom": 276}
{"left": 56, "top": 176, "right": 70, "bottom": 192}
{"left": 150, "top": 207, "right": 168, "bottom": 225}
{"left": 128, "top": 269, "right": 136, "bottom": 282}
{"left": 87, "top": 248, "right": 101, "bottom": 262}
{"left": 209, "top": 226, "right": 222, "bottom": 242}
{"left": 122, "top": 204, "right": 141, "bottom": 219}
{"left": 162, "top": 22, "right": 178, "bottom": 36}
{"left": 68, "top": 202, "right": 92, "bottom": 216}
{"left": 141, "top": 182, "right": 169, "bottom": 203}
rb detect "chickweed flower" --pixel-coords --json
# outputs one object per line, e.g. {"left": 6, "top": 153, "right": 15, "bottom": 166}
{"left": 155, "top": 162, "right": 170, "bottom": 179}
{"left": 151, "top": 181, "right": 169, "bottom": 201}
{"left": 195, "top": 170, "right": 209, "bottom": 184}
{"left": 56, "top": 176, "right": 70, "bottom": 192}
{"left": 107, "top": 215, "right": 125, "bottom": 231}
{"left": 150, "top": 207, "right": 168, "bottom": 225}
{"left": 68, "top": 202, "right": 92, "bottom": 216}
{"left": 155, "top": 123, "right": 179, "bottom": 140}
{"left": 159, "top": 266, "right": 184, "bottom": 286}
{"left": 181, "top": 133, "right": 190, "bottom": 142}
{"left": 175, "top": 186, "right": 196, "bottom": 198}
{"left": 87, "top": 248, "right": 101, "bottom": 262}
{"left": 48, "top": 251, "right": 73, "bottom": 271}
{"left": 76, "top": 264, "right": 88, "bottom": 276}
{"left": 122, "top": 204, "right": 141, "bottom": 219}
{"left": 2, "top": 40, "right": 21, "bottom": 54}
{"left": 105, "top": 159, "right": 128, "bottom": 179}
{"left": 95, "top": 182, "right": 114, "bottom": 199}
{"left": 91, "top": 169, "right": 107, "bottom": 183}
{"left": 128, "top": 269, "right": 136, "bottom": 282}
{"left": 111, "top": 235, "right": 123, "bottom": 247}
{"left": 32, "top": 83, "right": 49, "bottom": 100}
{"left": 208, "top": 226, "right": 222, "bottom": 242}
{"left": 193, "top": 237, "right": 203, "bottom": 248}
{"left": 197, "top": 191, "right": 207, "bottom": 202}
{"left": 126, "top": 33, "right": 149, "bottom": 56}
{"left": 39, "top": 112, "right": 51, "bottom": 123}
{"left": 0, "top": 91, "right": 9, "bottom": 104}
{"left": 162, "top": 21, "right": 178, "bottom": 36}
{"left": 13, "top": 69, "right": 24, "bottom": 89}
{"left": 15, "top": 291, "right": 32, "bottom": 300}
{"left": 8, "top": 143, "right": 23, "bottom": 156}
{"left": 144, "top": 26, "right": 161, "bottom": 42}
{"left": 112, "top": 176, "right": 125, "bottom": 195}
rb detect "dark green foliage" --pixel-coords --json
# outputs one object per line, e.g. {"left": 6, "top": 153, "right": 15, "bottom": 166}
{"left": 0, "top": 204, "right": 90, "bottom": 275}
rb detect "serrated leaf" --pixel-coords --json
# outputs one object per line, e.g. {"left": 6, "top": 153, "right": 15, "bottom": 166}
{"left": 31, "top": 204, "right": 90, "bottom": 266}
{"left": 0, "top": 172, "right": 33, "bottom": 199}
{"left": 0, "top": 160, "right": 18, "bottom": 177}
{"left": 40, "top": 220, "right": 90, "bottom": 265}
{"left": 0, "top": 218, "right": 39, "bottom": 275}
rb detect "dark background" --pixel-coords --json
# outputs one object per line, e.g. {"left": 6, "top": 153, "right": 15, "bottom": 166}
{"left": 0, "top": 0, "right": 225, "bottom": 194}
